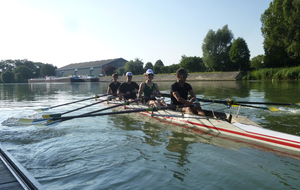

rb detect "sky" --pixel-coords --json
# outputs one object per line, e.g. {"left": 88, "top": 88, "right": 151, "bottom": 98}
{"left": 0, "top": 0, "right": 273, "bottom": 68}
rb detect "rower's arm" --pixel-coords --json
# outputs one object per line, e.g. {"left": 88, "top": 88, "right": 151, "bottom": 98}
{"left": 189, "top": 90, "right": 197, "bottom": 102}
{"left": 107, "top": 86, "right": 112, "bottom": 94}
{"left": 137, "top": 83, "right": 144, "bottom": 98}
{"left": 172, "top": 91, "right": 193, "bottom": 105}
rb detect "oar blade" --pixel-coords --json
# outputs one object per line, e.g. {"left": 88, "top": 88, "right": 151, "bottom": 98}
{"left": 35, "top": 120, "right": 61, "bottom": 128}
{"left": 34, "top": 108, "right": 50, "bottom": 112}
{"left": 18, "top": 118, "right": 50, "bottom": 125}
{"left": 42, "top": 114, "right": 62, "bottom": 118}
{"left": 268, "top": 107, "right": 279, "bottom": 112}
{"left": 295, "top": 102, "right": 300, "bottom": 106}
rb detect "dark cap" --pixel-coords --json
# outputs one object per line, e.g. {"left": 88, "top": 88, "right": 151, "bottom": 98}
{"left": 176, "top": 68, "right": 188, "bottom": 76}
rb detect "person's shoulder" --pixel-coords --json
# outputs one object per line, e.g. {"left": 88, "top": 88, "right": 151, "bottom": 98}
{"left": 171, "top": 82, "right": 179, "bottom": 87}
{"left": 185, "top": 82, "right": 192, "bottom": 88}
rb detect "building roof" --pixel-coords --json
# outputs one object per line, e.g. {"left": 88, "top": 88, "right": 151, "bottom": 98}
{"left": 57, "top": 58, "right": 127, "bottom": 70}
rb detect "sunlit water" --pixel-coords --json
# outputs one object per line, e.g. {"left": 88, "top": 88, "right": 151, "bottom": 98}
{"left": 0, "top": 81, "right": 300, "bottom": 189}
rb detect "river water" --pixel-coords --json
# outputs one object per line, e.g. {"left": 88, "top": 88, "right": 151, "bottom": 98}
{"left": 0, "top": 81, "right": 300, "bottom": 190}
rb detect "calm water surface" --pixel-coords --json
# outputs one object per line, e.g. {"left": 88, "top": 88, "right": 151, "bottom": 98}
{"left": 0, "top": 81, "right": 300, "bottom": 190}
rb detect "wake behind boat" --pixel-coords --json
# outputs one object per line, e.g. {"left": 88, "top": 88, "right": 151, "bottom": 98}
{"left": 100, "top": 97, "right": 300, "bottom": 160}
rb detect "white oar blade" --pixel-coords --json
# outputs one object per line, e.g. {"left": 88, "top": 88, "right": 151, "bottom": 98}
{"left": 34, "top": 108, "right": 50, "bottom": 112}
{"left": 35, "top": 120, "right": 61, "bottom": 128}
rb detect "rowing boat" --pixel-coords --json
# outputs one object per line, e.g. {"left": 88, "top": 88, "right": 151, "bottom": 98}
{"left": 101, "top": 98, "right": 300, "bottom": 160}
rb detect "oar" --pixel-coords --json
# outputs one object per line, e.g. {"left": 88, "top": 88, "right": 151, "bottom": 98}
{"left": 231, "top": 104, "right": 279, "bottom": 112}
{"left": 42, "top": 96, "right": 118, "bottom": 118}
{"left": 19, "top": 98, "right": 142, "bottom": 125}
{"left": 36, "top": 104, "right": 193, "bottom": 127}
{"left": 196, "top": 98, "right": 300, "bottom": 107}
{"left": 34, "top": 93, "right": 111, "bottom": 112}
{"left": 161, "top": 93, "right": 299, "bottom": 106}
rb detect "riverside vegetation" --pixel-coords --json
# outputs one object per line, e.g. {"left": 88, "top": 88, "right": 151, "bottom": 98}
{"left": 244, "top": 66, "right": 300, "bottom": 80}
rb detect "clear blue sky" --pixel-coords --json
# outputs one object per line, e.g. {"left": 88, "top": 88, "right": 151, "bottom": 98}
{"left": 0, "top": 0, "right": 273, "bottom": 68}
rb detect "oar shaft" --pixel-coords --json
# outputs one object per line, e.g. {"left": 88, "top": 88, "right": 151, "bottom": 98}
{"left": 196, "top": 98, "right": 296, "bottom": 106}
{"left": 55, "top": 105, "right": 188, "bottom": 121}
{"left": 49, "top": 94, "right": 108, "bottom": 109}
{"left": 60, "top": 96, "right": 117, "bottom": 115}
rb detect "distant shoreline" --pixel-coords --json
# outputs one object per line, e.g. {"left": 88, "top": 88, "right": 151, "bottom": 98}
{"left": 99, "top": 71, "right": 244, "bottom": 82}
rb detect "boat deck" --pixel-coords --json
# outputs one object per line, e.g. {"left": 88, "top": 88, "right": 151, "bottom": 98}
{"left": 0, "top": 145, "right": 42, "bottom": 190}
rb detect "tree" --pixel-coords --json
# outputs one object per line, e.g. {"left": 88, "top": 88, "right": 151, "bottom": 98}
{"left": 261, "top": 0, "right": 300, "bottom": 67}
{"left": 14, "top": 73, "right": 26, "bottom": 83}
{"left": 251, "top": 55, "right": 266, "bottom": 70}
{"left": 154, "top": 60, "right": 164, "bottom": 67}
{"left": 144, "top": 62, "right": 153, "bottom": 71}
{"left": 14, "top": 65, "right": 33, "bottom": 79}
{"left": 166, "top": 64, "right": 180, "bottom": 73}
{"left": 40, "top": 64, "right": 56, "bottom": 77}
{"left": 229, "top": 37, "right": 251, "bottom": 71}
{"left": 202, "top": 25, "right": 234, "bottom": 71}
{"left": 102, "top": 65, "right": 117, "bottom": 76}
{"left": 116, "top": 67, "right": 125, "bottom": 76}
{"left": 124, "top": 58, "right": 144, "bottom": 75}
{"left": 1, "top": 70, "right": 14, "bottom": 83}
{"left": 179, "top": 55, "right": 205, "bottom": 72}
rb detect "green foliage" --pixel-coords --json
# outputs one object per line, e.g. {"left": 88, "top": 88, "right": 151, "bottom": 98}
{"left": 202, "top": 25, "right": 234, "bottom": 71}
{"left": 179, "top": 55, "right": 205, "bottom": 72}
{"left": 154, "top": 60, "right": 164, "bottom": 67}
{"left": 14, "top": 65, "right": 33, "bottom": 79}
{"left": 116, "top": 67, "right": 125, "bottom": 76}
{"left": 250, "top": 55, "right": 265, "bottom": 70}
{"left": 40, "top": 64, "right": 56, "bottom": 77}
{"left": 153, "top": 65, "right": 162, "bottom": 74}
{"left": 229, "top": 37, "right": 250, "bottom": 71}
{"left": 261, "top": 0, "right": 300, "bottom": 67}
{"left": 102, "top": 65, "right": 117, "bottom": 76}
{"left": 14, "top": 73, "right": 26, "bottom": 83}
{"left": 244, "top": 67, "right": 300, "bottom": 80}
{"left": 124, "top": 58, "right": 144, "bottom": 75}
{"left": 144, "top": 62, "right": 153, "bottom": 71}
{"left": 1, "top": 70, "right": 14, "bottom": 83}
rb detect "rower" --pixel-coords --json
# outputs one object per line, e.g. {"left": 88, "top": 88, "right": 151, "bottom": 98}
{"left": 117, "top": 72, "right": 139, "bottom": 101}
{"left": 170, "top": 68, "right": 205, "bottom": 116}
{"left": 107, "top": 73, "right": 121, "bottom": 96}
{"left": 137, "top": 69, "right": 167, "bottom": 108}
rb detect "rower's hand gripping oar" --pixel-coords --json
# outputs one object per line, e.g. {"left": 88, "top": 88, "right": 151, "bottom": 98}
{"left": 42, "top": 96, "right": 118, "bottom": 118}
{"left": 34, "top": 93, "right": 111, "bottom": 112}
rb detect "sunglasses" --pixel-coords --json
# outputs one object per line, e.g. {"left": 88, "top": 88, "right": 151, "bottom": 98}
{"left": 179, "top": 74, "right": 187, "bottom": 79}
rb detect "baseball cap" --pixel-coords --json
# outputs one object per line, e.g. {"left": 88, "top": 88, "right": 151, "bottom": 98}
{"left": 126, "top": 72, "right": 132, "bottom": 76}
{"left": 146, "top": 69, "right": 154, "bottom": 75}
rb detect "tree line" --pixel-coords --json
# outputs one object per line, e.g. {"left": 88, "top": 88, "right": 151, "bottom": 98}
{"left": 2, "top": 0, "right": 299, "bottom": 81}
{"left": 0, "top": 59, "right": 57, "bottom": 83}
{"left": 105, "top": 0, "right": 299, "bottom": 77}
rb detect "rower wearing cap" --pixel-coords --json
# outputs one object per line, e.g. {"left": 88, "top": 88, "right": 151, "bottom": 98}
{"left": 170, "top": 68, "right": 205, "bottom": 116}
{"left": 117, "top": 72, "right": 139, "bottom": 100}
{"left": 137, "top": 69, "right": 167, "bottom": 107}
{"left": 107, "top": 73, "right": 120, "bottom": 96}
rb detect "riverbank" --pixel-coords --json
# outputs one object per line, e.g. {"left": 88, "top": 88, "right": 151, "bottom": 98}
{"left": 99, "top": 71, "right": 244, "bottom": 82}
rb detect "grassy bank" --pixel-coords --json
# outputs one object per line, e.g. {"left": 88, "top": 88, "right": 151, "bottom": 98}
{"left": 243, "top": 67, "right": 300, "bottom": 80}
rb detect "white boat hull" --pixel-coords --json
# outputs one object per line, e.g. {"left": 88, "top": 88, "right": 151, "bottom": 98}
{"left": 102, "top": 100, "right": 300, "bottom": 160}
